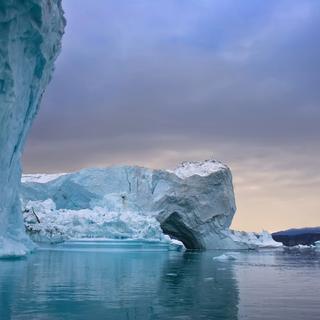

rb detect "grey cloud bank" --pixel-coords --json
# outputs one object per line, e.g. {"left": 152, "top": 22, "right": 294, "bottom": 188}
{"left": 23, "top": 0, "right": 320, "bottom": 231}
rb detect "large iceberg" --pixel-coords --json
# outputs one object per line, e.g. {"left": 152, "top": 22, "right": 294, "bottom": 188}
{"left": 0, "top": 1, "right": 65, "bottom": 256}
{"left": 21, "top": 160, "right": 274, "bottom": 250}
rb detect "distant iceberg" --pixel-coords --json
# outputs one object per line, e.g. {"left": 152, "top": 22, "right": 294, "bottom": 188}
{"left": 226, "top": 230, "right": 281, "bottom": 249}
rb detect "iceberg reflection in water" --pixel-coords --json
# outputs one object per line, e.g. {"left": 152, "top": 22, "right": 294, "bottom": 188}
{"left": 0, "top": 242, "right": 320, "bottom": 320}
{"left": 0, "top": 241, "right": 238, "bottom": 320}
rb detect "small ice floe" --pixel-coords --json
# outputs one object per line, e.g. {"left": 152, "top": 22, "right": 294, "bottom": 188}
{"left": 166, "top": 273, "right": 178, "bottom": 277}
{"left": 212, "top": 253, "right": 237, "bottom": 261}
{"left": 204, "top": 277, "right": 214, "bottom": 282}
{"left": 284, "top": 244, "right": 315, "bottom": 250}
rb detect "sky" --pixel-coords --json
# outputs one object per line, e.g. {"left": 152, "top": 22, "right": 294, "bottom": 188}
{"left": 23, "top": 0, "right": 320, "bottom": 232}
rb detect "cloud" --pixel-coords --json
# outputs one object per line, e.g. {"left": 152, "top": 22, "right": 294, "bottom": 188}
{"left": 23, "top": 0, "right": 320, "bottom": 231}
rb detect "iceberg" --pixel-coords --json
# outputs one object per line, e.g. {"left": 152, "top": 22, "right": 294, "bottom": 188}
{"left": 21, "top": 161, "right": 237, "bottom": 248}
{"left": 21, "top": 160, "right": 275, "bottom": 250}
{"left": 0, "top": 1, "right": 65, "bottom": 256}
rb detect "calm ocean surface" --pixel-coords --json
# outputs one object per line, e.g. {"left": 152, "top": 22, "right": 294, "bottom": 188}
{"left": 0, "top": 243, "right": 319, "bottom": 320}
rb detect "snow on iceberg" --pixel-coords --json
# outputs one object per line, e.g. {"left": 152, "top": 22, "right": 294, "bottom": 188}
{"left": 0, "top": 1, "right": 65, "bottom": 257}
{"left": 22, "top": 173, "right": 67, "bottom": 184}
{"left": 169, "top": 159, "right": 228, "bottom": 179}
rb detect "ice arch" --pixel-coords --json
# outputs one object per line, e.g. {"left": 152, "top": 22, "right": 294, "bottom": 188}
{"left": 0, "top": 1, "right": 65, "bottom": 256}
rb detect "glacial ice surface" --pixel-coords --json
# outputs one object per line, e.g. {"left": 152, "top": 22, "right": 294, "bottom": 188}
{"left": 0, "top": 0, "right": 65, "bottom": 257}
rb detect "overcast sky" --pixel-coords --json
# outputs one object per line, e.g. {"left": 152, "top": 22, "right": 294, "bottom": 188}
{"left": 23, "top": 0, "right": 320, "bottom": 232}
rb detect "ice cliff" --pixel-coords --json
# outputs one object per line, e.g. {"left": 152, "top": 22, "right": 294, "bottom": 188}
{"left": 0, "top": 1, "right": 65, "bottom": 256}
{"left": 21, "top": 160, "right": 273, "bottom": 250}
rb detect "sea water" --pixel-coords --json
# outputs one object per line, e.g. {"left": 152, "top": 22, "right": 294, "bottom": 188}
{"left": 0, "top": 242, "right": 319, "bottom": 320}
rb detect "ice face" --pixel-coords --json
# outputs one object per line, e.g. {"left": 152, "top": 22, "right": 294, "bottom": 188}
{"left": 0, "top": 1, "right": 65, "bottom": 256}
{"left": 21, "top": 162, "right": 250, "bottom": 249}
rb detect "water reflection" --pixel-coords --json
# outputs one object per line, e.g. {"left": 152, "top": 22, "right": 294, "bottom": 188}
{"left": 0, "top": 249, "right": 239, "bottom": 320}
{"left": 156, "top": 252, "right": 239, "bottom": 319}
{"left": 235, "top": 249, "right": 320, "bottom": 320}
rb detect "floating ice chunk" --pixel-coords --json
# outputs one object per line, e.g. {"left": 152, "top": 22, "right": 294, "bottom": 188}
{"left": 213, "top": 253, "right": 237, "bottom": 261}
{"left": 204, "top": 277, "right": 214, "bottom": 281}
{"left": 0, "top": 236, "right": 36, "bottom": 258}
{"left": 163, "top": 235, "right": 185, "bottom": 250}
{"left": 284, "top": 244, "right": 315, "bottom": 250}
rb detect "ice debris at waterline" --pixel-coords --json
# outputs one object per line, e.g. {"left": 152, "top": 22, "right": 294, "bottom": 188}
{"left": 38, "top": 239, "right": 183, "bottom": 252}
{"left": 0, "top": 1, "right": 65, "bottom": 257}
{"left": 21, "top": 160, "right": 279, "bottom": 250}
{"left": 23, "top": 199, "right": 165, "bottom": 243}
